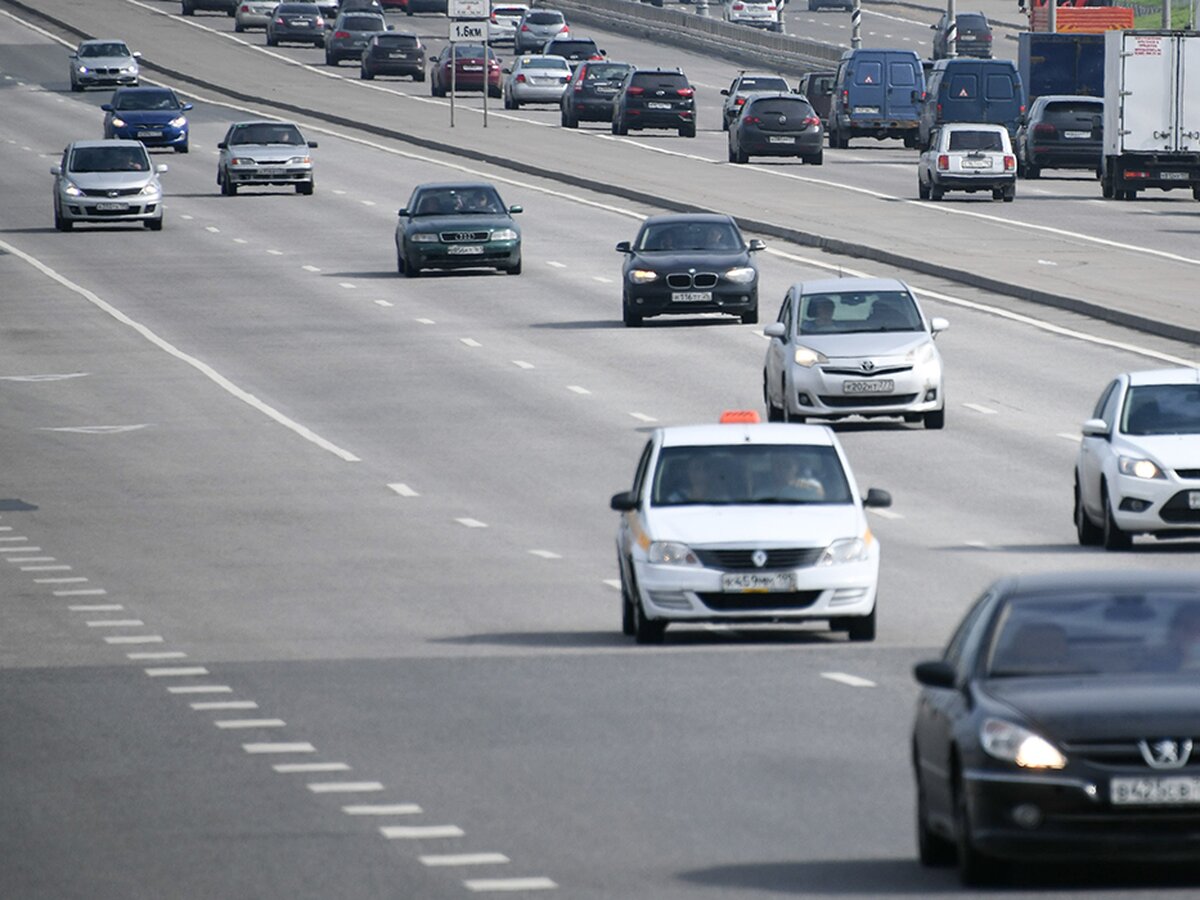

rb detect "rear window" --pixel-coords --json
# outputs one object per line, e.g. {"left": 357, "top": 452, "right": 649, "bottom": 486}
{"left": 948, "top": 130, "right": 1004, "bottom": 151}
{"left": 520, "top": 56, "right": 570, "bottom": 69}
{"left": 889, "top": 62, "right": 915, "bottom": 87}
{"left": 958, "top": 14, "right": 989, "bottom": 29}
{"left": 343, "top": 14, "right": 385, "bottom": 29}
{"left": 630, "top": 72, "right": 689, "bottom": 89}
{"left": 584, "top": 63, "right": 630, "bottom": 81}
{"left": 738, "top": 76, "right": 788, "bottom": 93}
{"left": 748, "top": 98, "right": 814, "bottom": 117}
{"left": 375, "top": 33, "right": 418, "bottom": 47}
{"left": 527, "top": 11, "right": 564, "bottom": 23}
{"left": 1043, "top": 100, "right": 1102, "bottom": 118}
{"left": 985, "top": 73, "right": 1014, "bottom": 100}
{"left": 854, "top": 61, "right": 882, "bottom": 86}
{"left": 547, "top": 40, "right": 598, "bottom": 54}
{"left": 494, "top": 6, "right": 527, "bottom": 14}
{"left": 947, "top": 73, "right": 977, "bottom": 99}
{"left": 809, "top": 74, "right": 834, "bottom": 93}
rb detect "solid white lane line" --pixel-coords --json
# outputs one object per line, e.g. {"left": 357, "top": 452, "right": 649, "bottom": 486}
{"left": 87, "top": 619, "right": 144, "bottom": 627}
{"left": 145, "top": 666, "right": 210, "bottom": 677}
{"left": 869, "top": 508, "right": 904, "bottom": 520}
{"left": 68, "top": 605, "right": 123, "bottom": 612}
{"left": 529, "top": 550, "right": 562, "bottom": 559}
{"left": 629, "top": 412, "right": 656, "bottom": 422}
{"left": 0, "top": 240, "right": 361, "bottom": 463}
{"left": 34, "top": 577, "right": 88, "bottom": 583}
{"left": 215, "top": 719, "right": 286, "bottom": 729}
{"left": 192, "top": 701, "right": 258, "bottom": 710}
{"left": 104, "top": 635, "right": 163, "bottom": 644}
{"left": 273, "top": 762, "right": 351, "bottom": 773}
{"left": 128, "top": 651, "right": 187, "bottom": 660}
{"left": 1058, "top": 432, "right": 1082, "bottom": 442}
{"left": 0, "top": 546, "right": 40, "bottom": 552}
{"left": 602, "top": 579, "right": 621, "bottom": 590}
{"left": 416, "top": 317, "right": 436, "bottom": 325}
{"left": 19, "top": 565, "right": 70, "bottom": 571}
{"left": 456, "top": 518, "right": 488, "bottom": 528}
{"left": 461, "top": 338, "right": 483, "bottom": 348}
{"left": 388, "top": 483, "right": 420, "bottom": 497}
{"left": 381, "top": 825, "right": 464, "bottom": 839}
{"left": 512, "top": 360, "right": 534, "bottom": 369}
{"left": 167, "top": 685, "right": 232, "bottom": 694}
{"left": 307, "top": 781, "right": 384, "bottom": 793}
{"left": 963, "top": 402, "right": 998, "bottom": 415}
{"left": 421, "top": 854, "right": 509, "bottom": 867}
{"left": 341, "top": 804, "right": 423, "bottom": 816}
{"left": 821, "top": 672, "right": 876, "bottom": 688}
{"left": 566, "top": 385, "right": 590, "bottom": 395}
{"left": 464, "top": 878, "right": 557, "bottom": 892}
{"left": 244, "top": 742, "right": 316, "bottom": 754}
{"left": 547, "top": 261, "right": 567, "bottom": 268}
{"left": 302, "top": 265, "right": 321, "bottom": 272}
{"left": 53, "top": 588, "right": 107, "bottom": 596}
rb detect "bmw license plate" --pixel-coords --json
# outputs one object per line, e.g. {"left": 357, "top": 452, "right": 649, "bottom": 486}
{"left": 671, "top": 291, "right": 712, "bottom": 303}
{"left": 1189, "top": 491, "right": 1200, "bottom": 510}
{"left": 447, "top": 245, "right": 484, "bottom": 255}
{"left": 722, "top": 572, "right": 795, "bottom": 593}
{"left": 1064, "top": 130, "right": 1090, "bottom": 139}
{"left": 647, "top": 101, "right": 672, "bottom": 109}
{"left": 844, "top": 379, "right": 894, "bottom": 394}
{"left": 96, "top": 202, "right": 128, "bottom": 211}
{"left": 138, "top": 130, "right": 163, "bottom": 138}
{"left": 1111, "top": 776, "right": 1200, "bottom": 805}
{"left": 768, "top": 136, "right": 795, "bottom": 144}
{"left": 1162, "top": 171, "right": 1189, "bottom": 180}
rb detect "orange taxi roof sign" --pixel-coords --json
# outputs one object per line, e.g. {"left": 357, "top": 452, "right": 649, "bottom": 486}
{"left": 719, "top": 409, "right": 761, "bottom": 424}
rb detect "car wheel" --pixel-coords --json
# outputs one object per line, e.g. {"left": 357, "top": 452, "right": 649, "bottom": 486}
{"left": 561, "top": 109, "right": 577, "bottom": 128}
{"left": 680, "top": 124, "right": 696, "bottom": 138}
{"left": 805, "top": 149, "right": 823, "bottom": 166}
{"left": 721, "top": 116, "right": 729, "bottom": 132}
{"left": 613, "top": 116, "right": 627, "bottom": 136}
{"left": 620, "top": 566, "right": 636, "bottom": 636}
{"left": 70, "top": 80, "right": 83, "bottom": 92}
{"left": 220, "top": 170, "right": 238, "bottom": 196}
{"left": 1101, "top": 485, "right": 1132, "bottom": 551}
{"left": 432, "top": 80, "right": 444, "bottom": 97}
{"left": 622, "top": 300, "right": 642, "bottom": 327}
{"left": 784, "top": 405, "right": 806, "bottom": 424}
{"left": 930, "top": 183, "right": 944, "bottom": 201}
{"left": 633, "top": 597, "right": 666, "bottom": 645}
{"left": 992, "top": 187, "right": 1005, "bottom": 201}
{"left": 266, "top": 35, "right": 277, "bottom": 46}
{"left": 765, "top": 374, "right": 784, "bottom": 422}
{"left": 325, "top": 53, "right": 335, "bottom": 66}
{"left": 1003, "top": 184, "right": 1016, "bottom": 202}
{"left": 1075, "top": 478, "right": 1103, "bottom": 546}
{"left": 955, "top": 777, "right": 1005, "bottom": 886}
{"left": 845, "top": 606, "right": 876, "bottom": 642}
{"left": 740, "top": 305, "right": 758, "bottom": 325}
{"left": 916, "top": 769, "right": 956, "bottom": 867}
{"left": 182, "top": 0, "right": 194, "bottom": 13}
{"left": 297, "top": 180, "right": 314, "bottom": 195}
{"left": 54, "top": 205, "right": 72, "bottom": 232}
{"left": 1026, "top": 164, "right": 1041, "bottom": 179}
{"left": 235, "top": 21, "right": 244, "bottom": 32}
{"left": 414, "top": 70, "right": 425, "bottom": 82}
{"left": 396, "top": 249, "right": 407, "bottom": 275}
{"left": 145, "top": 216, "right": 163, "bottom": 231}
{"left": 918, "top": 175, "right": 930, "bottom": 200}
{"left": 923, "top": 408, "right": 945, "bottom": 430}
{"left": 733, "top": 145, "right": 748, "bottom": 164}
{"left": 176, "top": 142, "right": 189, "bottom": 154}
{"left": 506, "top": 257, "right": 522, "bottom": 275}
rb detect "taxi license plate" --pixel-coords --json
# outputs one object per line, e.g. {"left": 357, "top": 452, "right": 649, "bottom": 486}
{"left": 672, "top": 291, "right": 712, "bottom": 303}
{"left": 844, "top": 379, "right": 894, "bottom": 394}
{"left": 447, "top": 245, "right": 484, "bottom": 255}
{"left": 647, "top": 102, "right": 672, "bottom": 109}
{"left": 1162, "top": 171, "right": 1189, "bottom": 180}
{"left": 962, "top": 158, "right": 992, "bottom": 168}
{"left": 1111, "top": 776, "right": 1200, "bottom": 805}
{"left": 138, "top": 130, "right": 163, "bottom": 138}
{"left": 721, "top": 572, "right": 795, "bottom": 593}
{"left": 853, "top": 106, "right": 879, "bottom": 114}
{"left": 768, "top": 136, "right": 795, "bottom": 144}
{"left": 1064, "top": 130, "right": 1091, "bottom": 139}
{"left": 1189, "top": 491, "right": 1200, "bottom": 510}
{"left": 96, "top": 202, "right": 128, "bottom": 211}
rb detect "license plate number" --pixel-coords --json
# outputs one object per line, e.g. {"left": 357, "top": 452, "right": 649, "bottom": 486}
{"left": 844, "top": 379, "right": 894, "bottom": 394}
{"left": 1162, "top": 171, "right": 1189, "bottom": 180}
{"left": 721, "top": 572, "right": 795, "bottom": 593}
{"left": 1064, "top": 130, "right": 1091, "bottom": 139}
{"left": 447, "top": 245, "right": 484, "bottom": 255}
{"left": 1111, "top": 776, "right": 1200, "bottom": 806}
{"left": 853, "top": 106, "right": 879, "bottom": 114}
{"left": 768, "top": 136, "right": 796, "bottom": 144}
{"left": 647, "top": 102, "right": 672, "bottom": 109}
{"left": 258, "top": 168, "right": 285, "bottom": 176}
{"left": 596, "top": 85, "right": 617, "bottom": 94}
{"left": 293, "top": 18, "right": 310, "bottom": 24}
{"left": 389, "top": 52, "right": 409, "bottom": 58}
{"left": 671, "top": 291, "right": 712, "bottom": 303}
{"left": 96, "top": 202, "right": 128, "bottom": 211}
{"left": 463, "top": 65, "right": 483, "bottom": 71}
{"left": 1189, "top": 491, "right": 1200, "bottom": 510}
{"left": 137, "top": 130, "right": 163, "bottom": 138}
{"left": 962, "top": 158, "right": 992, "bottom": 169}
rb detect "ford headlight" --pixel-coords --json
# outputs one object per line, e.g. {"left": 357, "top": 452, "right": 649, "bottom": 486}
{"left": 1118, "top": 456, "right": 1164, "bottom": 480}
{"left": 629, "top": 269, "right": 659, "bottom": 284}
{"left": 411, "top": 232, "right": 439, "bottom": 243}
{"left": 906, "top": 341, "right": 937, "bottom": 365}
{"left": 793, "top": 346, "right": 828, "bottom": 368}
{"left": 491, "top": 228, "right": 518, "bottom": 241}
{"left": 723, "top": 266, "right": 756, "bottom": 284}
{"left": 647, "top": 541, "right": 700, "bottom": 566}
{"left": 981, "top": 719, "right": 1067, "bottom": 769}
{"left": 169, "top": 116, "right": 187, "bottom": 128}
{"left": 817, "top": 535, "right": 870, "bottom": 566}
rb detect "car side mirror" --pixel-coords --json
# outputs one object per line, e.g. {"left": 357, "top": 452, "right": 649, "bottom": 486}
{"left": 502, "top": 67, "right": 511, "bottom": 74}
{"left": 615, "top": 240, "right": 632, "bottom": 253}
{"left": 720, "top": 89, "right": 729, "bottom": 96}
{"left": 864, "top": 488, "right": 892, "bottom": 509}
{"left": 930, "top": 316, "right": 949, "bottom": 335}
{"left": 1081, "top": 418, "right": 1110, "bottom": 439}
{"left": 101, "top": 104, "right": 113, "bottom": 111}
{"left": 397, "top": 208, "right": 409, "bottom": 217}
{"left": 763, "top": 322, "right": 786, "bottom": 339}
{"left": 913, "top": 660, "right": 956, "bottom": 688}
{"left": 50, "top": 165, "right": 62, "bottom": 175}
{"left": 747, "top": 238, "right": 766, "bottom": 251}
{"left": 155, "top": 163, "right": 168, "bottom": 174}
{"left": 387, "top": 24, "right": 394, "bottom": 30}
{"left": 600, "top": 49, "right": 606, "bottom": 55}
{"left": 307, "top": 140, "right": 318, "bottom": 148}
{"left": 930, "top": 22, "right": 938, "bottom": 29}
{"left": 508, "top": 205, "right": 523, "bottom": 214}
{"left": 217, "top": 141, "right": 228, "bottom": 149}
{"left": 610, "top": 490, "right": 638, "bottom": 512}
{"left": 182, "top": 103, "right": 194, "bottom": 111}
{"left": 133, "top": 51, "right": 143, "bottom": 58}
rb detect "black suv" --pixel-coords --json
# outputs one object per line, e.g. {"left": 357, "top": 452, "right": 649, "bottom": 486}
{"left": 541, "top": 37, "right": 605, "bottom": 70}
{"left": 181, "top": 0, "right": 236, "bottom": 14}
{"left": 561, "top": 60, "right": 631, "bottom": 127}
{"left": 361, "top": 32, "right": 426, "bottom": 81}
{"left": 931, "top": 12, "right": 993, "bottom": 60}
{"left": 612, "top": 68, "right": 696, "bottom": 138}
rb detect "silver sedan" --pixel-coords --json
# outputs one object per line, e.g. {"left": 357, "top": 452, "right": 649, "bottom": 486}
{"left": 235, "top": 0, "right": 280, "bottom": 31}
{"left": 762, "top": 277, "right": 949, "bottom": 429}
{"left": 502, "top": 54, "right": 571, "bottom": 109}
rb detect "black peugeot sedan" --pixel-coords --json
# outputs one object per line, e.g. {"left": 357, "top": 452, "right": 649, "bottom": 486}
{"left": 616, "top": 214, "right": 764, "bottom": 327}
{"left": 912, "top": 570, "right": 1200, "bottom": 886}
{"left": 728, "top": 92, "right": 824, "bottom": 165}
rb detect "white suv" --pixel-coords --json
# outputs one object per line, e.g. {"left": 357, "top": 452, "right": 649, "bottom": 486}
{"left": 610, "top": 414, "right": 891, "bottom": 644}
{"left": 1074, "top": 368, "right": 1200, "bottom": 550}
{"left": 723, "top": 0, "right": 782, "bottom": 31}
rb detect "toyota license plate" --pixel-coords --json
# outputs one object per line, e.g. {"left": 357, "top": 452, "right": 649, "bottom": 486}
{"left": 1112, "top": 776, "right": 1200, "bottom": 806}
{"left": 1162, "top": 171, "right": 1189, "bottom": 180}
{"left": 447, "top": 245, "right": 484, "bottom": 255}
{"left": 671, "top": 291, "right": 712, "bottom": 303}
{"left": 96, "top": 202, "right": 128, "bottom": 211}
{"left": 722, "top": 572, "right": 795, "bottom": 593}
{"left": 768, "top": 136, "right": 795, "bottom": 144}
{"left": 1189, "top": 491, "right": 1200, "bottom": 510}
{"left": 138, "top": 130, "right": 163, "bottom": 138}
{"left": 647, "top": 102, "right": 672, "bottom": 109}
{"left": 844, "top": 379, "right": 894, "bottom": 394}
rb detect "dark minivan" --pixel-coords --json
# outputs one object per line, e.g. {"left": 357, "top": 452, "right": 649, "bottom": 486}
{"left": 931, "top": 12, "right": 993, "bottom": 60}
{"left": 828, "top": 48, "right": 924, "bottom": 148}
{"left": 919, "top": 57, "right": 1026, "bottom": 148}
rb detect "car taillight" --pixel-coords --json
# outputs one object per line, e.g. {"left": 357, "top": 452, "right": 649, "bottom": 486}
{"left": 334, "top": 30, "right": 349, "bottom": 38}
{"left": 574, "top": 82, "right": 583, "bottom": 92}
{"left": 516, "top": 73, "right": 525, "bottom": 82}
{"left": 743, "top": 115, "right": 762, "bottom": 124}
{"left": 733, "top": 1, "right": 744, "bottom": 7}
{"left": 1034, "top": 123, "right": 1056, "bottom": 137}
{"left": 520, "top": 23, "right": 529, "bottom": 30}
{"left": 490, "top": 12, "right": 496, "bottom": 21}
{"left": 677, "top": 88, "right": 694, "bottom": 97}
{"left": 241, "top": 3, "right": 250, "bottom": 10}
{"left": 1004, "top": 155, "right": 1016, "bottom": 171}
{"left": 627, "top": 86, "right": 644, "bottom": 96}
{"left": 983, "top": 33, "right": 992, "bottom": 40}
{"left": 274, "top": 16, "right": 284, "bottom": 23}
{"left": 315, "top": 16, "right": 324, "bottom": 25}
{"left": 937, "top": 154, "right": 949, "bottom": 170}
{"left": 803, "top": 115, "right": 820, "bottom": 126}
{"left": 935, "top": 102, "right": 942, "bottom": 119}
{"left": 559, "top": 24, "right": 569, "bottom": 32}
{"left": 842, "top": 89, "right": 849, "bottom": 103}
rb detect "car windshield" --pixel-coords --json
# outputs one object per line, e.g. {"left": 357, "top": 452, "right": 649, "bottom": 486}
{"left": 80, "top": 42, "right": 130, "bottom": 58}
{"left": 636, "top": 221, "right": 742, "bottom": 252}
{"left": 229, "top": 124, "right": 305, "bottom": 145}
{"left": 798, "top": 290, "right": 923, "bottom": 335}
{"left": 69, "top": 145, "right": 149, "bottom": 173}
{"left": 342, "top": 14, "right": 385, "bottom": 29}
{"left": 114, "top": 90, "right": 180, "bottom": 111}
{"left": 651, "top": 445, "right": 852, "bottom": 507}
{"left": 986, "top": 590, "right": 1200, "bottom": 678}
{"left": 738, "top": 76, "right": 788, "bottom": 93}
{"left": 1120, "top": 383, "right": 1200, "bottom": 435}
{"left": 411, "top": 187, "right": 504, "bottom": 215}
{"left": 948, "top": 130, "right": 1003, "bottom": 151}
{"left": 585, "top": 63, "right": 630, "bottom": 81}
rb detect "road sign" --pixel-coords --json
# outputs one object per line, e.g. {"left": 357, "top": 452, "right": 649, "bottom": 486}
{"left": 448, "top": 0, "right": 487, "bottom": 18}
{"left": 450, "top": 19, "right": 487, "bottom": 41}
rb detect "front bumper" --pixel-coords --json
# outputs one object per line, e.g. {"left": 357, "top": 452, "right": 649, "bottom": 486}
{"left": 789, "top": 359, "right": 943, "bottom": 418}
{"left": 227, "top": 164, "right": 314, "bottom": 186}
{"left": 57, "top": 192, "right": 161, "bottom": 224}
{"left": 110, "top": 124, "right": 188, "bottom": 148}
{"left": 1110, "top": 473, "right": 1200, "bottom": 536}
{"left": 625, "top": 279, "right": 757, "bottom": 318}
{"left": 409, "top": 239, "right": 520, "bottom": 270}
{"left": 74, "top": 70, "right": 139, "bottom": 88}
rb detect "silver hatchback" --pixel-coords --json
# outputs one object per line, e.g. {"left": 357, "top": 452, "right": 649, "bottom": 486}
{"left": 513, "top": 8, "right": 568, "bottom": 53}
{"left": 235, "top": 0, "right": 280, "bottom": 31}
{"left": 51, "top": 140, "right": 166, "bottom": 231}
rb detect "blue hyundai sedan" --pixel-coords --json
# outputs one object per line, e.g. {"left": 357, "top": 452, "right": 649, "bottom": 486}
{"left": 102, "top": 86, "right": 193, "bottom": 153}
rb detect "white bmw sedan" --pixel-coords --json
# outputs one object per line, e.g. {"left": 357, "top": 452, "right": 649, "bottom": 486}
{"left": 762, "top": 278, "right": 948, "bottom": 428}
{"left": 1074, "top": 368, "right": 1200, "bottom": 550}
{"left": 609, "top": 415, "right": 891, "bottom": 644}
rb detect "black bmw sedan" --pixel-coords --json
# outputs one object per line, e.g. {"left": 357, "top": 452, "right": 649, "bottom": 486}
{"left": 616, "top": 214, "right": 764, "bottom": 327}
{"left": 912, "top": 570, "right": 1200, "bottom": 885}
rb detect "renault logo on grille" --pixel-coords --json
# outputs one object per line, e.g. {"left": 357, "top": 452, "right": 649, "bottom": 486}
{"left": 1139, "top": 738, "right": 1193, "bottom": 769}
{"left": 861, "top": 360, "right": 876, "bottom": 372}
{"left": 751, "top": 550, "right": 768, "bottom": 568}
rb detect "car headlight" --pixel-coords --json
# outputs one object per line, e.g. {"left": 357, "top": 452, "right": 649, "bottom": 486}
{"left": 110, "top": 116, "right": 127, "bottom": 128}
{"left": 629, "top": 269, "right": 659, "bottom": 284}
{"left": 229, "top": 157, "right": 252, "bottom": 166}
{"left": 723, "top": 266, "right": 756, "bottom": 284}
{"left": 286, "top": 156, "right": 312, "bottom": 165}
{"left": 906, "top": 341, "right": 937, "bottom": 365}
{"left": 62, "top": 180, "right": 84, "bottom": 197}
{"left": 647, "top": 541, "right": 700, "bottom": 566}
{"left": 411, "top": 232, "right": 439, "bottom": 243}
{"left": 139, "top": 182, "right": 160, "bottom": 196}
{"left": 490, "top": 228, "right": 518, "bottom": 241}
{"left": 76, "top": 65, "right": 90, "bottom": 74}
{"left": 121, "top": 65, "right": 137, "bottom": 74}
{"left": 981, "top": 719, "right": 1067, "bottom": 769}
{"left": 793, "top": 346, "right": 829, "bottom": 367}
{"left": 817, "top": 534, "right": 871, "bottom": 566}
{"left": 169, "top": 116, "right": 187, "bottom": 128}
{"left": 1118, "top": 456, "right": 1164, "bottom": 479}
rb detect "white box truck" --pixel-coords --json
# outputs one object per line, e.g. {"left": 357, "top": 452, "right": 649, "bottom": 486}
{"left": 1102, "top": 30, "right": 1200, "bottom": 200}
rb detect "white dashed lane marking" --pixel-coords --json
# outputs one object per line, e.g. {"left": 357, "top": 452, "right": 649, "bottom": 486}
{"left": 547, "top": 261, "right": 566, "bottom": 268}
{"left": 566, "top": 385, "right": 590, "bottom": 395}
{"left": 105, "top": 635, "right": 164, "bottom": 644}
{"left": 602, "top": 579, "right": 621, "bottom": 590}
{"left": 629, "top": 412, "right": 656, "bottom": 422}
{"left": 456, "top": 518, "right": 488, "bottom": 528}
{"left": 0, "top": 536, "right": 28, "bottom": 541}
{"left": 169, "top": 685, "right": 232, "bottom": 694}
{"left": 54, "top": 588, "right": 107, "bottom": 596}
{"left": 20, "top": 565, "right": 71, "bottom": 571}
{"left": 244, "top": 742, "right": 316, "bottom": 754}
{"left": 12, "top": 558, "right": 55, "bottom": 563}
{"left": 307, "top": 781, "right": 385, "bottom": 793}
{"left": 192, "top": 701, "right": 258, "bottom": 710}
{"left": 215, "top": 719, "right": 286, "bottom": 729}
{"left": 821, "top": 672, "right": 876, "bottom": 688}
{"left": 963, "top": 402, "right": 998, "bottom": 415}
{"left": 128, "top": 651, "right": 187, "bottom": 660}
{"left": 34, "top": 577, "right": 87, "bottom": 583}
{"left": 302, "top": 265, "right": 321, "bottom": 272}
{"left": 869, "top": 508, "right": 904, "bottom": 520}
{"left": 86, "top": 619, "right": 144, "bottom": 627}
{"left": 1058, "top": 432, "right": 1082, "bottom": 442}
{"left": 464, "top": 877, "right": 557, "bottom": 892}
{"left": 512, "top": 360, "right": 534, "bottom": 369}
{"left": 0, "top": 546, "right": 40, "bottom": 552}
{"left": 68, "top": 605, "right": 123, "bottom": 612}
{"left": 145, "top": 666, "right": 210, "bottom": 677}
{"left": 416, "top": 317, "right": 436, "bottom": 325}
{"left": 274, "top": 762, "right": 351, "bottom": 773}
{"left": 381, "top": 825, "right": 465, "bottom": 839}
{"left": 388, "top": 483, "right": 420, "bottom": 497}
{"left": 342, "top": 804, "right": 423, "bottom": 816}
{"left": 422, "top": 854, "right": 510, "bottom": 867}
{"left": 374, "top": 300, "right": 394, "bottom": 307}
{"left": 205, "top": 226, "right": 219, "bottom": 233}
{"left": 528, "top": 550, "right": 561, "bottom": 560}
{"left": 461, "top": 338, "right": 482, "bottom": 347}
{"left": 338, "top": 282, "right": 356, "bottom": 289}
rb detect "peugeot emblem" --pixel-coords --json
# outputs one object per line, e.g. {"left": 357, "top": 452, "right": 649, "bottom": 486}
{"left": 751, "top": 550, "right": 768, "bottom": 568}
{"left": 1140, "top": 739, "right": 1193, "bottom": 769}
{"left": 777, "top": 115, "right": 787, "bottom": 125}
{"left": 861, "top": 360, "right": 876, "bottom": 372}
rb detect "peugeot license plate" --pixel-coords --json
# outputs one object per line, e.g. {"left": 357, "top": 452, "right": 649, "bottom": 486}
{"left": 1111, "top": 776, "right": 1200, "bottom": 805}
{"left": 721, "top": 572, "right": 795, "bottom": 593}
{"left": 447, "top": 245, "right": 484, "bottom": 255}
{"left": 671, "top": 291, "right": 712, "bottom": 303}
{"left": 768, "top": 136, "right": 795, "bottom": 144}
{"left": 844, "top": 380, "right": 894, "bottom": 394}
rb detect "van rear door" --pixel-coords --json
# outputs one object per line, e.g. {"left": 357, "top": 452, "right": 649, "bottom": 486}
{"left": 850, "top": 55, "right": 886, "bottom": 116}
{"left": 885, "top": 56, "right": 920, "bottom": 119}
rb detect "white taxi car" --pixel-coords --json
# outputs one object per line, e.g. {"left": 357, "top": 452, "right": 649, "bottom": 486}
{"left": 1074, "top": 367, "right": 1200, "bottom": 550}
{"left": 609, "top": 412, "right": 891, "bottom": 644}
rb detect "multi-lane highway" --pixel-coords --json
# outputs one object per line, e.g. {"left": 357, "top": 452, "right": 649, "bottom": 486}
{"left": 1, "top": 1, "right": 1199, "bottom": 898}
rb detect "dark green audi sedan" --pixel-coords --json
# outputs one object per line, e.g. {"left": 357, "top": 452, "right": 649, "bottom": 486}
{"left": 394, "top": 182, "right": 522, "bottom": 277}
